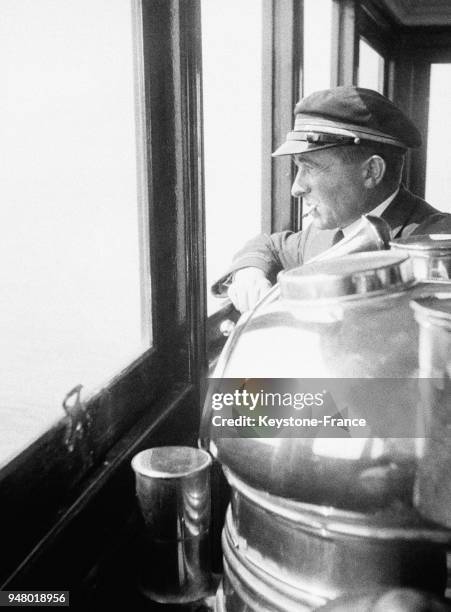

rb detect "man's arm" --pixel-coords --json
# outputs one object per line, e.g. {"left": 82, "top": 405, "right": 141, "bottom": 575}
{"left": 211, "top": 230, "right": 305, "bottom": 312}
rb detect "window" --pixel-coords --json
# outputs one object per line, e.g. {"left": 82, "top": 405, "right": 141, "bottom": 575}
{"left": 0, "top": 0, "right": 150, "bottom": 467}
{"left": 358, "top": 38, "right": 385, "bottom": 93}
{"left": 0, "top": 0, "right": 204, "bottom": 588}
{"left": 303, "top": 0, "right": 333, "bottom": 96}
{"left": 201, "top": 0, "right": 263, "bottom": 315}
{"left": 425, "top": 63, "right": 451, "bottom": 213}
{"left": 201, "top": 0, "right": 335, "bottom": 319}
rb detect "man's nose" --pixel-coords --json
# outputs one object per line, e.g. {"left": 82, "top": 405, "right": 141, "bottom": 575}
{"left": 291, "top": 168, "right": 309, "bottom": 198}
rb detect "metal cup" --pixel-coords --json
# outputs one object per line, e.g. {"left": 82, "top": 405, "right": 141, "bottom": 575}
{"left": 131, "top": 446, "right": 213, "bottom": 604}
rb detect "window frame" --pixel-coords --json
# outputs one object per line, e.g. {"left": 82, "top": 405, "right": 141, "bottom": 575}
{"left": 358, "top": 36, "right": 386, "bottom": 94}
{"left": 261, "top": 0, "right": 304, "bottom": 235}
{"left": 358, "top": 1, "right": 399, "bottom": 97}
{"left": 392, "top": 28, "right": 451, "bottom": 198}
{"left": 0, "top": 0, "right": 206, "bottom": 590}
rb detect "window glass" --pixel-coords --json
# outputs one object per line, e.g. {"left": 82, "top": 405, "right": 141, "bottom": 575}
{"left": 358, "top": 38, "right": 384, "bottom": 93}
{"left": 0, "top": 0, "right": 148, "bottom": 466}
{"left": 201, "top": 0, "right": 262, "bottom": 314}
{"left": 425, "top": 64, "right": 451, "bottom": 213}
{"left": 303, "top": 0, "right": 332, "bottom": 97}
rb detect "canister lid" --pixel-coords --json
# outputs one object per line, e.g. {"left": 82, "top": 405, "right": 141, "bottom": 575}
{"left": 391, "top": 234, "right": 451, "bottom": 255}
{"left": 279, "top": 252, "right": 413, "bottom": 301}
{"left": 411, "top": 293, "right": 451, "bottom": 328}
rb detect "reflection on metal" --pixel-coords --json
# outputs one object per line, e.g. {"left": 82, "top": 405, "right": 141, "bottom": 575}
{"left": 218, "top": 470, "right": 450, "bottom": 611}
{"left": 280, "top": 252, "right": 413, "bottom": 300}
{"left": 313, "top": 588, "right": 451, "bottom": 610}
{"left": 391, "top": 234, "right": 451, "bottom": 281}
{"left": 131, "top": 446, "right": 213, "bottom": 604}
{"left": 221, "top": 507, "right": 323, "bottom": 612}
{"left": 412, "top": 295, "right": 451, "bottom": 529}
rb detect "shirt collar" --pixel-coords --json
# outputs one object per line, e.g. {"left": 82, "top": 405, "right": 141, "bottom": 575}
{"left": 341, "top": 188, "right": 400, "bottom": 238}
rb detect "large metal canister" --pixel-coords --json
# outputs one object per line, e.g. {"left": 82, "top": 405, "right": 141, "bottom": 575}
{"left": 205, "top": 252, "right": 451, "bottom": 611}
{"left": 209, "top": 253, "right": 438, "bottom": 508}
{"left": 391, "top": 234, "right": 451, "bottom": 281}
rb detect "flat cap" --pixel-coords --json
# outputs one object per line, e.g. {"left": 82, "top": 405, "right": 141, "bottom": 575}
{"left": 273, "top": 86, "right": 422, "bottom": 156}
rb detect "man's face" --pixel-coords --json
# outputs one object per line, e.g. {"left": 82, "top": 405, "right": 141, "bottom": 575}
{"left": 292, "top": 149, "right": 369, "bottom": 230}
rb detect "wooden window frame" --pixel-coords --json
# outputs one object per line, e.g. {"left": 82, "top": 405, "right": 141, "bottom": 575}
{"left": 0, "top": 0, "right": 206, "bottom": 593}
{"left": 261, "top": 0, "right": 304, "bottom": 235}
{"left": 331, "top": 0, "right": 359, "bottom": 87}
{"left": 358, "top": 0, "right": 399, "bottom": 97}
{"left": 331, "top": 0, "right": 401, "bottom": 96}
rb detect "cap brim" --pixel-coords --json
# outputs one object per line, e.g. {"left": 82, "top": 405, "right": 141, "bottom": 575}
{"left": 272, "top": 141, "right": 326, "bottom": 157}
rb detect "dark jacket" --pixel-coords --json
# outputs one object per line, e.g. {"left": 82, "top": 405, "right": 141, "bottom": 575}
{"left": 212, "top": 185, "right": 451, "bottom": 295}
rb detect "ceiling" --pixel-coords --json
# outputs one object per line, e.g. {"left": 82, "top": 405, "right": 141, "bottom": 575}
{"left": 379, "top": 0, "right": 451, "bottom": 26}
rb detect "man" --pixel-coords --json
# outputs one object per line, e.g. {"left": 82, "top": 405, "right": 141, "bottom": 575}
{"left": 212, "top": 86, "right": 451, "bottom": 313}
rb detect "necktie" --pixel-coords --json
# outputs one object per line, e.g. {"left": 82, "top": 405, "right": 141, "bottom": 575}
{"left": 332, "top": 229, "right": 344, "bottom": 245}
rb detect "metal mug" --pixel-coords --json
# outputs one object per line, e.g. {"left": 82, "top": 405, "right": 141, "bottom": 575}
{"left": 131, "top": 446, "right": 213, "bottom": 604}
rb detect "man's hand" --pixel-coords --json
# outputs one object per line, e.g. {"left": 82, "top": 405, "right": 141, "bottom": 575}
{"left": 227, "top": 267, "right": 273, "bottom": 313}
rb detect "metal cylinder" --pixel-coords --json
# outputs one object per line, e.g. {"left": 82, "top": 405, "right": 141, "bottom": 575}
{"left": 131, "top": 446, "right": 213, "bottom": 604}
{"left": 411, "top": 295, "right": 451, "bottom": 529}
{"left": 391, "top": 234, "right": 451, "bottom": 282}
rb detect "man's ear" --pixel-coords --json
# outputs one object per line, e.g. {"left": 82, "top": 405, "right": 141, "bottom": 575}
{"left": 362, "top": 155, "right": 386, "bottom": 188}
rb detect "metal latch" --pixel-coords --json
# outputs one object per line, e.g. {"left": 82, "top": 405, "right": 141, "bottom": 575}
{"left": 62, "top": 384, "right": 92, "bottom": 456}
